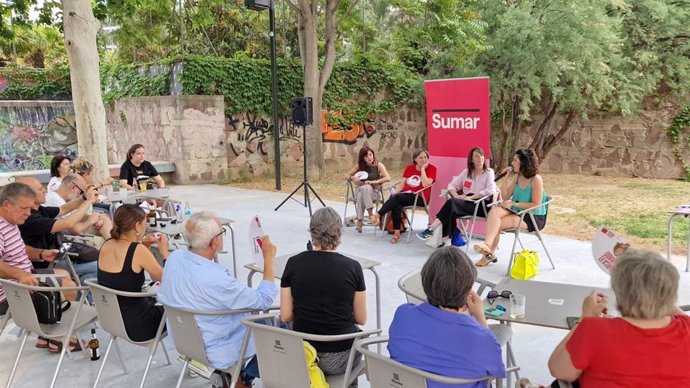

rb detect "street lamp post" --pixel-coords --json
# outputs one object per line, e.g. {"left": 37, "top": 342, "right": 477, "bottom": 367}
{"left": 246, "top": 0, "right": 281, "bottom": 190}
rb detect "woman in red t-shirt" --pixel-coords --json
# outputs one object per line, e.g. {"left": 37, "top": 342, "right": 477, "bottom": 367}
{"left": 370, "top": 149, "right": 436, "bottom": 243}
{"left": 548, "top": 248, "right": 690, "bottom": 387}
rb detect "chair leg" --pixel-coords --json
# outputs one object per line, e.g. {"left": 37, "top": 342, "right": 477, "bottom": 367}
{"left": 139, "top": 344, "right": 158, "bottom": 388}
{"left": 506, "top": 232, "right": 521, "bottom": 276}
{"left": 94, "top": 336, "right": 116, "bottom": 388}
{"left": 113, "top": 340, "right": 127, "bottom": 373}
{"left": 536, "top": 230, "right": 556, "bottom": 269}
{"left": 7, "top": 330, "right": 29, "bottom": 388}
{"left": 50, "top": 334, "right": 71, "bottom": 388}
{"left": 175, "top": 360, "right": 189, "bottom": 388}
{"left": 161, "top": 341, "right": 172, "bottom": 365}
{"left": 406, "top": 208, "right": 416, "bottom": 243}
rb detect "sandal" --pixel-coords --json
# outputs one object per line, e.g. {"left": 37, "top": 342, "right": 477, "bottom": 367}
{"left": 475, "top": 253, "right": 497, "bottom": 267}
{"left": 47, "top": 338, "right": 84, "bottom": 353}
{"left": 390, "top": 231, "right": 401, "bottom": 244}
{"left": 35, "top": 336, "right": 49, "bottom": 349}
{"left": 369, "top": 214, "right": 380, "bottom": 225}
{"left": 473, "top": 243, "right": 492, "bottom": 256}
{"left": 355, "top": 220, "right": 363, "bottom": 233}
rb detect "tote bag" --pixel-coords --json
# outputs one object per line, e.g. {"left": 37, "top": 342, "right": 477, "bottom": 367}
{"left": 510, "top": 250, "right": 539, "bottom": 280}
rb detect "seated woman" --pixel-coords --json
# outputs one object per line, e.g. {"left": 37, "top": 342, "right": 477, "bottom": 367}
{"left": 474, "top": 149, "right": 547, "bottom": 267}
{"left": 119, "top": 144, "right": 165, "bottom": 191}
{"left": 344, "top": 146, "right": 391, "bottom": 233}
{"left": 71, "top": 157, "right": 114, "bottom": 212}
{"left": 280, "top": 207, "right": 366, "bottom": 382}
{"left": 389, "top": 246, "right": 506, "bottom": 387}
{"left": 47, "top": 155, "right": 71, "bottom": 192}
{"left": 548, "top": 248, "right": 690, "bottom": 385}
{"left": 417, "top": 146, "right": 496, "bottom": 247}
{"left": 97, "top": 204, "right": 169, "bottom": 342}
{"left": 371, "top": 149, "right": 437, "bottom": 244}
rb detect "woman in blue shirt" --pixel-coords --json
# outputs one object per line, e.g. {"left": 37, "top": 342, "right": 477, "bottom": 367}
{"left": 474, "top": 149, "right": 547, "bottom": 267}
{"left": 389, "top": 246, "right": 506, "bottom": 388}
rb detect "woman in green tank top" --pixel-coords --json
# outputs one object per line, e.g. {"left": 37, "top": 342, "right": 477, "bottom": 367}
{"left": 474, "top": 149, "right": 547, "bottom": 267}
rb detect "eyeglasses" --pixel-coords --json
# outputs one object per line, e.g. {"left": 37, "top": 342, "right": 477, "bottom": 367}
{"left": 487, "top": 290, "right": 512, "bottom": 305}
{"left": 72, "top": 182, "right": 85, "bottom": 196}
{"left": 211, "top": 228, "right": 226, "bottom": 241}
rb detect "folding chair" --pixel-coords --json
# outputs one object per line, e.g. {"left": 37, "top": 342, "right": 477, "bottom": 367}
{"left": 352, "top": 336, "right": 519, "bottom": 388}
{"left": 457, "top": 194, "right": 495, "bottom": 252}
{"left": 242, "top": 313, "right": 381, "bottom": 388}
{"left": 161, "top": 304, "right": 258, "bottom": 388}
{"left": 396, "top": 270, "right": 517, "bottom": 386}
{"left": 342, "top": 180, "right": 384, "bottom": 231}
{"left": 380, "top": 183, "right": 435, "bottom": 242}
{"left": 0, "top": 279, "right": 97, "bottom": 388}
{"left": 504, "top": 196, "right": 556, "bottom": 276}
{"left": 85, "top": 279, "right": 171, "bottom": 388}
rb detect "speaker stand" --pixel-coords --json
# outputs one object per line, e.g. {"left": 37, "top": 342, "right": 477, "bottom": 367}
{"left": 275, "top": 124, "right": 325, "bottom": 216}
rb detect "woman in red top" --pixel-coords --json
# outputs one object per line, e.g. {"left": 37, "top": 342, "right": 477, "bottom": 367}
{"left": 371, "top": 149, "right": 436, "bottom": 243}
{"left": 548, "top": 248, "right": 690, "bottom": 387}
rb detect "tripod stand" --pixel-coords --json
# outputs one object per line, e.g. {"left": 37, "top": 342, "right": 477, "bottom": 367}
{"left": 275, "top": 124, "right": 325, "bottom": 216}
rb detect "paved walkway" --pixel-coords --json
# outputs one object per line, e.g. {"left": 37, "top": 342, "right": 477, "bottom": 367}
{"left": 2, "top": 184, "right": 689, "bottom": 387}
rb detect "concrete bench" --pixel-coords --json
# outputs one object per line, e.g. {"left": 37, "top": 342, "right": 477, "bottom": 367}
{"left": 0, "top": 161, "right": 176, "bottom": 186}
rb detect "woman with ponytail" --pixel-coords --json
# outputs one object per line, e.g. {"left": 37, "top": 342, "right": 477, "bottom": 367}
{"left": 97, "top": 204, "right": 169, "bottom": 341}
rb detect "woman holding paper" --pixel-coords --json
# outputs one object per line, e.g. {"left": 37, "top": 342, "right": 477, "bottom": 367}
{"left": 370, "top": 149, "right": 437, "bottom": 244}
{"left": 280, "top": 207, "right": 367, "bottom": 378}
{"left": 474, "top": 149, "right": 547, "bottom": 267}
{"left": 416, "top": 146, "right": 496, "bottom": 247}
{"left": 344, "top": 146, "right": 391, "bottom": 233}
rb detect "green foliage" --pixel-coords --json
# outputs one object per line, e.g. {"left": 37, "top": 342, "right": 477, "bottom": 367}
{"left": 0, "top": 55, "right": 421, "bottom": 123}
{"left": 666, "top": 106, "right": 690, "bottom": 181}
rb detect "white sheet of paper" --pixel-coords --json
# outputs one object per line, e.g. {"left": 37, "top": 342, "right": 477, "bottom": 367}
{"left": 249, "top": 215, "right": 265, "bottom": 268}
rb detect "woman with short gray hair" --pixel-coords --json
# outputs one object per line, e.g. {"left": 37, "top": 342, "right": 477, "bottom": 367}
{"left": 388, "top": 246, "right": 506, "bottom": 386}
{"left": 549, "top": 248, "right": 690, "bottom": 385}
{"left": 280, "top": 207, "right": 366, "bottom": 384}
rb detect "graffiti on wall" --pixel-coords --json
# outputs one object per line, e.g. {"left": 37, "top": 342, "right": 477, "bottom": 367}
{"left": 320, "top": 110, "right": 377, "bottom": 144}
{"left": 225, "top": 113, "right": 303, "bottom": 164}
{"left": 0, "top": 106, "right": 78, "bottom": 172}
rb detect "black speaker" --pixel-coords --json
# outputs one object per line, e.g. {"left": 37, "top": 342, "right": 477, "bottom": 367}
{"left": 291, "top": 97, "right": 313, "bottom": 126}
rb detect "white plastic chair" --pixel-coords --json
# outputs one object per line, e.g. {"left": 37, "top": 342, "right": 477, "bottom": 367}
{"left": 503, "top": 195, "right": 556, "bottom": 276}
{"left": 242, "top": 313, "right": 381, "bottom": 388}
{"left": 0, "top": 279, "right": 97, "bottom": 388}
{"left": 353, "top": 336, "right": 518, "bottom": 388}
{"left": 161, "top": 304, "right": 259, "bottom": 388}
{"left": 85, "top": 279, "right": 171, "bottom": 388}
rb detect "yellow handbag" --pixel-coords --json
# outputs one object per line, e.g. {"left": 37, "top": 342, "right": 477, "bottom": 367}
{"left": 510, "top": 250, "right": 539, "bottom": 280}
{"left": 304, "top": 341, "right": 329, "bottom": 388}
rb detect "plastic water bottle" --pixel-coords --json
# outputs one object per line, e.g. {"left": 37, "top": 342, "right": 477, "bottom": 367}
{"left": 175, "top": 203, "right": 183, "bottom": 223}
{"left": 183, "top": 202, "right": 192, "bottom": 220}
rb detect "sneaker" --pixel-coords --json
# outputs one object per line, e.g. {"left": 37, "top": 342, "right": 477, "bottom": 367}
{"left": 416, "top": 227, "right": 434, "bottom": 241}
{"left": 251, "top": 377, "right": 263, "bottom": 387}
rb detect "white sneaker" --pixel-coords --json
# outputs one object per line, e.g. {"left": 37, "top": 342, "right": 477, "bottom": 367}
{"left": 251, "top": 377, "right": 263, "bottom": 388}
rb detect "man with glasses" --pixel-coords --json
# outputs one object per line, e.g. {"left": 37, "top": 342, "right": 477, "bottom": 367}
{"left": 158, "top": 211, "right": 278, "bottom": 388}
{"left": 15, "top": 176, "right": 102, "bottom": 284}
{"left": 43, "top": 173, "right": 112, "bottom": 240}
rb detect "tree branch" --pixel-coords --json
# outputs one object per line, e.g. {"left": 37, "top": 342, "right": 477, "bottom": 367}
{"left": 318, "top": 0, "right": 340, "bottom": 96}
{"left": 541, "top": 111, "right": 577, "bottom": 159}
{"left": 283, "top": 0, "right": 300, "bottom": 13}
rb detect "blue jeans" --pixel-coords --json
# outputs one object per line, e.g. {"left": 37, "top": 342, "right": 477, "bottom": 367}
{"left": 240, "top": 356, "right": 260, "bottom": 385}
{"left": 55, "top": 260, "right": 98, "bottom": 284}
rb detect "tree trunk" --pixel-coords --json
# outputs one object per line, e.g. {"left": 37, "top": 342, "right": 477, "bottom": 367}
{"left": 537, "top": 111, "right": 577, "bottom": 160}
{"left": 62, "top": 0, "right": 109, "bottom": 183}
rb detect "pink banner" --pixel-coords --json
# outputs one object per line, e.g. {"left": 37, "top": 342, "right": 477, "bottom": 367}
{"left": 424, "top": 77, "right": 491, "bottom": 234}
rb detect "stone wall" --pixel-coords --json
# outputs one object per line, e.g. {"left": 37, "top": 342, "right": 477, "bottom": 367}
{"left": 527, "top": 102, "right": 684, "bottom": 179}
{"left": 106, "top": 95, "right": 227, "bottom": 184}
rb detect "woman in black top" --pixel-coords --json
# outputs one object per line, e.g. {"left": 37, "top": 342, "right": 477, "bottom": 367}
{"left": 97, "top": 204, "right": 169, "bottom": 341}
{"left": 344, "top": 146, "right": 391, "bottom": 232}
{"left": 119, "top": 144, "right": 166, "bottom": 191}
{"left": 280, "top": 207, "right": 367, "bottom": 381}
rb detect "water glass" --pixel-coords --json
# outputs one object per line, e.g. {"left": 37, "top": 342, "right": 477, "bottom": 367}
{"left": 509, "top": 294, "right": 526, "bottom": 319}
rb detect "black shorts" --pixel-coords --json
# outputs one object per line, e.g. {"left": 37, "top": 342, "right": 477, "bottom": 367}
{"left": 524, "top": 214, "right": 546, "bottom": 232}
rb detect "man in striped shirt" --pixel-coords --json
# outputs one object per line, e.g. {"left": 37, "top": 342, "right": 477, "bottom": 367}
{"left": 0, "top": 182, "right": 74, "bottom": 315}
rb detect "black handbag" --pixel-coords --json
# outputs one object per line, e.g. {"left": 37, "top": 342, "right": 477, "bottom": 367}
{"left": 32, "top": 282, "right": 71, "bottom": 324}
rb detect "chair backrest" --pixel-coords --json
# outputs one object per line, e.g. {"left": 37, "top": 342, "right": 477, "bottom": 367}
{"left": 243, "top": 316, "right": 312, "bottom": 387}
{"left": 242, "top": 314, "right": 380, "bottom": 388}
{"left": 0, "top": 279, "right": 45, "bottom": 334}
{"left": 355, "top": 337, "right": 497, "bottom": 387}
{"left": 85, "top": 279, "right": 142, "bottom": 342}
{"left": 398, "top": 270, "right": 496, "bottom": 304}
{"left": 161, "top": 305, "right": 214, "bottom": 367}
